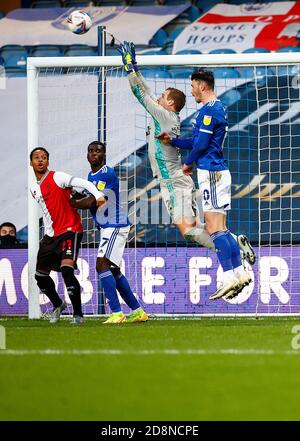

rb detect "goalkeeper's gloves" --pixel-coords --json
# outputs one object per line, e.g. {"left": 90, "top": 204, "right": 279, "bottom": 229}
{"left": 125, "top": 41, "right": 139, "bottom": 72}
{"left": 117, "top": 42, "right": 135, "bottom": 75}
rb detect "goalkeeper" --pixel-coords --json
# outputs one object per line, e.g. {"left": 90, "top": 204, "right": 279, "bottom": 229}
{"left": 119, "top": 41, "right": 255, "bottom": 268}
{"left": 119, "top": 41, "right": 215, "bottom": 250}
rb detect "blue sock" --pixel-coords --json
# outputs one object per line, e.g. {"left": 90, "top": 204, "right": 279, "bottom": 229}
{"left": 210, "top": 231, "right": 233, "bottom": 272}
{"left": 98, "top": 270, "right": 121, "bottom": 313}
{"left": 114, "top": 272, "right": 140, "bottom": 311}
{"left": 225, "top": 230, "right": 243, "bottom": 269}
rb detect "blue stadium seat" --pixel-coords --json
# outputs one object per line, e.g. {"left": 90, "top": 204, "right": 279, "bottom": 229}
{"left": 0, "top": 9, "right": 4, "bottom": 19}
{"left": 243, "top": 48, "right": 270, "bottom": 53}
{"left": 175, "top": 49, "right": 202, "bottom": 55}
{"left": 277, "top": 64, "right": 300, "bottom": 76}
{"left": 104, "top": 46, "right": 119, "bottom": 56}
{"left": 0, "top": 55, "right": 4, "bottom": 66}
{"left": 220, "top": 89, "right": 241, "bottom": 107}
{"left": 169, "top": 68, "right": 191, "bottom": 79}
{"left": 213, "top": 67, "right": 240, "bottom": 79}
{"left": 64, "top": 45, "right": 96, "bottom": 56}
{"left": 150, "top": 29, "right": 168, "bottom": 47}
{"left": 209, "top": 48, "right": 237, "bottom": 54}
{"left": 142, "top": 68, "right": 171, "bottom": 79}
{"left": 0, "top": 45, "right": 28, "bottom": 68}
{"left": 5, "top": 67, "right": 27, "bottom": 77}
{"left": 163, "top": 43, "right": 175, "bottom": 55}
{"left": 196, "top": 0, "right": 219, "bottom": 13}
{"left": 239, "top": 66, "right": 275, "bottom": 81}
{"left": 187, "top": 6, "right": 201, "bottom": 22}
{"left": 31, "top": 1, "right": 61, "bottom": 7}
{"left": 277, "top": 46, "right": 300, "bottom": 52}
{"left": 31, "top": 45, "right": 62, "bottom": 57}
{"left": 166, "top": 27, "right": 186, "bottom": 44}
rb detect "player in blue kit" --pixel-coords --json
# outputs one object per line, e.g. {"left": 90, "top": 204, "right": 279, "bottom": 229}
{"left": 70, "top": 141, "right": 148, "bottom": 323}
{"left": 158, "top": 69, "right": 255, "bottom": 300}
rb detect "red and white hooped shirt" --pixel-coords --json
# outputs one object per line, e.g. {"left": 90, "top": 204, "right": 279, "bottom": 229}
{"left": 30, "top": 170, "right": 83, "bottom": 237}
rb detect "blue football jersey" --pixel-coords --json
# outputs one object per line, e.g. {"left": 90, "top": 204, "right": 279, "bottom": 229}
{"left": 88, "top": 165, "right": 129, "bottom": 229}
{"left": 173, "top": 99, "right": 228, "bottom": 171}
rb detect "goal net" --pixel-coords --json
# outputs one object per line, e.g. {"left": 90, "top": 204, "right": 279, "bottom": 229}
{"left": 27, "top": 53, "right": 300, "bottom": 318}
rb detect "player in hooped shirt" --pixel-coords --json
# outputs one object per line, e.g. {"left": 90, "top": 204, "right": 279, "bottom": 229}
{"left": 158, "top": 70, "right": 255, "bottom": 301}
{"left": 70, "top": 141, "right": 148, "bottom": 324}
{"left": 30, "top": 147, "right": 105, "bottom": 323}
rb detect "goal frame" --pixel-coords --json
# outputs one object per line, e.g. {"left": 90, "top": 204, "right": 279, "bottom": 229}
{"left": 27, "top": 52, "right": 300, "bottom": 319}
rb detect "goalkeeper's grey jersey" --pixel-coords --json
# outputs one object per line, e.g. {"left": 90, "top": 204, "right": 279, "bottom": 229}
{"left": 128, "top": 72, "right": 183, "bottom": 180}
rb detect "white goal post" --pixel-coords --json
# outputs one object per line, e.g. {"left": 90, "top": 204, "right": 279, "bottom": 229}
{"left": 27, "top": 52, "right": 300, "bottom": 319}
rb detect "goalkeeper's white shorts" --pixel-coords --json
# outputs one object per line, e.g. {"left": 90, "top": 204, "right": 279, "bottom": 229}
{"left": 97, "top": 226, "right": 130, "bottom": 267}
{"left": 160, "top": 174, "right": 199, "bottom": 223}
{"left": 197, "top": 169, "right": 231, "bottom": 214}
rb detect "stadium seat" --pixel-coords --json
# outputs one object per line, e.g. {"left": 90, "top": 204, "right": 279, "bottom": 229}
{"left": 31, "top": 45, "right": 62, "bottom": 57}
{"left": 31, "top": 0, "right": 61, "bottom": 7}
{"left": 277, "top": 46, "right": 300, "bottom": 52}
{"left": 103, "top": 46, "right": 120, "bottom": 56}
{"left": 239, "top": 66, "right": 275, "bottom": 81}
{"left": 209, "top": 48, "right": 237, "bottom": 54}
{"left": 150, "top": 29, "right": 168, "bottom": 47}
{"left": 166, "top": 27, "right": 186, "bottom": 44}
{"left": 175, "top": 49, "right": 202, "bottom": 55}
{"left": 187, "top": 6, "right": 201, "bottom": 22}
{"left": 220, "top": 89, "right": 241, "bottom": 107}
{"left": 5, "top": 67, "right": 27, "bottom": 77}
{"left": 0, "top": 45, "right": 28, "bottom": 69}
{"left": 169, "top": 68, "right": 191, "bottom": 79}
{"left": 138, "top": 49, "right": 167, "bottom": 55}
{"left": 242, "top": 48, "right": 271, "bottom": 53}
{"left": 142, "top": 68, "right": 171, "bottom": 79}
{"left": 195, "top": 0, "right": 219, "bottom": 13}
{"left": 213, "top": 67, "right": 240, "bottom": 79}
{"left": 64, "top": 45, "right": 97, "bottom": 56}
{"left": 0, "top": 9, "right": 4, "bottom": 19}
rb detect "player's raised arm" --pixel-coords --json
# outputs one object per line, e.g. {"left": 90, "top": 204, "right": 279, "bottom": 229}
{"left": 119, "top": 41, "right": 171, "bottom": 122}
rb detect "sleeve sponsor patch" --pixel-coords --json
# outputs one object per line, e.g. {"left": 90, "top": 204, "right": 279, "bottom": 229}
{"left": 97, "top": 181, "right": 106, "bottom": 190}
{"left": 203, "top": 115, "right": 212, "bottom": 126}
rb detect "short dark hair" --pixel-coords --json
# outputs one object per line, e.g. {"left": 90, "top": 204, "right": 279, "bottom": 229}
{"left": 0, "top": 222, "right": 16, "bottom": 234}
{"left": 191, "top": 69, "right": 215, "bottom": 90}
{"left": 87, "top": 141, "right": 106, "bottom": 152}
{"left": 166, "top": 87, "right": 186, "bottom": 112}
{"left": 30, "top": 147, "right": 49, "bottom": 161}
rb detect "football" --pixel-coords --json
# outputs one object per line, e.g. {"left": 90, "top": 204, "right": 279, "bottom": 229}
{"left": 67, "top": 10, "right": 92, "bottom": 35}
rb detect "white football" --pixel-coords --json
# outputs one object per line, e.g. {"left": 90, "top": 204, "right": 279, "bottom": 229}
{"left": 67, "top": 10, "right": 92, "bottom": 35}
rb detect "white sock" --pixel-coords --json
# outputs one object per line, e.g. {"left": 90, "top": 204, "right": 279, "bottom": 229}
{"left": 234, "top": 265, "right": 247, "bottom": 278}
{"left": 184, "top": 227, "right": 216, "bottom": 251}
{"left": 223, "top": 269, "right": 235, "bottom": 284}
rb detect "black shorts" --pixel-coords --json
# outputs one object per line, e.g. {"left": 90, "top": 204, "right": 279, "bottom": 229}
{"left": 36, "top": 231, "right": 83, "bottom": 273}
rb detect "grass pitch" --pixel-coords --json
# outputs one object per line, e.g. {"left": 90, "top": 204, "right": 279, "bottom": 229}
{"left": 1, "top": 317, "right": 300, "bottom": 421}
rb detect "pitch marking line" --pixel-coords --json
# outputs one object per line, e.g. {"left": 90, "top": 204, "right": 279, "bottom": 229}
{"left": 0, "top": 349, "right": 299, "bottom": 356}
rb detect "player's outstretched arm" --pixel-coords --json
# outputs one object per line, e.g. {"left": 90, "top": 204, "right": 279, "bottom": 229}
{"left": 53, "top": 172, "right": 106, "bottom": 207}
